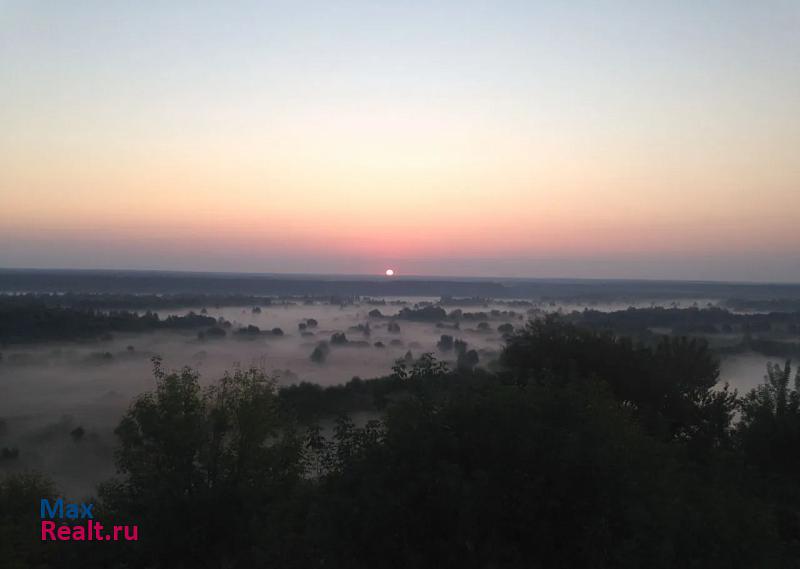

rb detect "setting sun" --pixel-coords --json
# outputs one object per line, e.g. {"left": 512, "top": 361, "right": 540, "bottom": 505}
{"left": 385, "top": 269, "right": 395, "bottom": 277}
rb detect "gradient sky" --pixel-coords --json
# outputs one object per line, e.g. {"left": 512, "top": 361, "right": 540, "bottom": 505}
{"left": 1, "top": 1, "right": 799, "bottom": 281}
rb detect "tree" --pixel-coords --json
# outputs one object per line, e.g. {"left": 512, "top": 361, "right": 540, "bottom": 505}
{"left": 70, "top": 425, "right": 85, "bottom": 442}
{"left": 330, "top": 332, "right": 348, "bottom": 345}
{"left": 236, "top": 324, "right": 261, "bottom": 336}
{"left": 501, "top": 317, "right": 721, "bottom": 440}
{"left": 737, "top": 361, "right": 800, "bottom": 553}
{"left": 101, "top": 358, "right": 305, "bottom": 567}
{"left": 306, "top": 376, "right": 778, "bottom": 569}
{"left": 310, "top": 341, "right": 330, "bottom": 363}
{"left": 436, "top": 334, "right": 454, "bottom": 352}
{"left": 456, "top": 348, "right": 479, "bottom": 372}
{"left": 741, "top": 361, "right": 800, "bottom": 423}
{"left": 738, "top": 361, "right": 800, "bottom": 473}
{"left": 0, "top": 472, "right": 57, "bottom": 568}
{"left": 497, "top": 322, "right": 514, "bottom": 334}
{"left": 397, "top": 306, "right": 447, "bottom": 322}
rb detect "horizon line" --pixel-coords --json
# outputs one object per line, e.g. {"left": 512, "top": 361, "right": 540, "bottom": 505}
{"left": 1, "top": 265, "right": 799, "bottom": 288}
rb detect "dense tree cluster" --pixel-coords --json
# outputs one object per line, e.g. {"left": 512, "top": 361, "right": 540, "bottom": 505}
{"left": 397, "top": 305, "right": 448, "bottom": 322}
{"left": 0, "top": 293, "right": 275, "bottom": 311}
{"left": 0, "top": 302, "right": 218, "bottom": 345}
{"left": 571, "top": 306, "right": 800, "bottom": 337}
{"left": 3, "top": 320, "right": 800, "bottom": 567}
{"left": 309, "top": 341, "right": 330, "bottom": 364}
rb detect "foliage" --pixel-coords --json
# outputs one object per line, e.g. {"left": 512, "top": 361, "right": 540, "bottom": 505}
{"left": 397, "top": 305, "right": 447, "bottom": 321}
{"left": 5, "top": 326, "right": 800, "bottom": 568}
{"left": 306, "top": 379, "right": 778, "bottom": 569}
{"left": 0, "top": 472, "right": 58, "bottom": 569}
{"left": 100, "top": 357, "right": 305, "bottom": 567}
{"left": 737, "top": 361, "right": 800, "bottom": 552}
{"left": 0, "top": 301, "right": 218, "bottom": 345}
{"left": 501, "top": 317, "right": 721, "bottom": 440}
{"left": 310, "top": 341, "right": 330, "bottom": 363}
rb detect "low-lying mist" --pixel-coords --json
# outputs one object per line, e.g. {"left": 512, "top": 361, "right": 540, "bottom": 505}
{"left": 0, "top": 295, "right": 786, "bottom": 497}
{"left": 0, "top": 298, "right": 512, "bottom": 495}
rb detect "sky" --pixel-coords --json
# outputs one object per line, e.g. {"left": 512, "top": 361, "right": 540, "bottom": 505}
{"left": 1, "top": 1, "right": 799, "bottom": 282}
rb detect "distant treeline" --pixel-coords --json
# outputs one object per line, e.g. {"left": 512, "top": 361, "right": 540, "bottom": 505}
{"left": 389, "top": 304, "right": 524, "bottom": 324}
{"left": 0, "top": 292, "right": 370, "bottom": 311}
{"left": 5, "top": 268, "right": 800, "bottom": 301}
{"left": 566, "top": 307, "right": 800, "bottom": 357}
{"left": 0, "top": 301, "right": 218, "bottom": 345}
{"left": 568, "top": 306, "right": 800, "bottom": 335}
{"left": 394, "top": 303, "right": 800, "bottom": 335}
{"left": 4, "top": 296, "right": 800, "bottom": 358}
{"left": 724, "top": 298, "right": 800, "bottom": 313}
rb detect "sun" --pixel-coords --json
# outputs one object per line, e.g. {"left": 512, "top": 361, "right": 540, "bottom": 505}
{"left": 384, "top": 269, "right": 395, "bottom": 276}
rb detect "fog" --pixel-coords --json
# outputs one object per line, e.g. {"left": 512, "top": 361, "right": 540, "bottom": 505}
{"left": 719, "top": 352, "right": 777, "bottom": 393}
{"left": 0, "top": 297, "right": 512, "bottom": 495}
{"left": 0, "top": 296, "right": 782, "bottom": 497}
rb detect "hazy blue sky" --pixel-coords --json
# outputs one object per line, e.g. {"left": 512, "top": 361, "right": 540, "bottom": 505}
{"left": 1, "top": 1, "right": 799, "bottom": 281}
